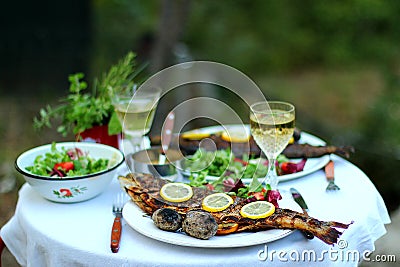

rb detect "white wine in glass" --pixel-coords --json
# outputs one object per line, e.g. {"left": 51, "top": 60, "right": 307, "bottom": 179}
{"left": 250, "top": 101, "right": 295, "bottom": 189}
{"left": 114, "top": 98, "right": 157, "bottom": 137}
{"left": 112, "top": 86, "right": 161, "bottom": 153}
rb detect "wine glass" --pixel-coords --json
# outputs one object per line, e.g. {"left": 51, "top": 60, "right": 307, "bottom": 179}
{"left": 112, "top": 85, "right": 162, "bottom": 153}
{"left": 249, "top": 101, "right": 295, "bottom": 189}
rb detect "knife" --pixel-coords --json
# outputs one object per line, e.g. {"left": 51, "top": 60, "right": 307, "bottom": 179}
{"left": 159, "top": 111, "right": 175, "bottom": 164}
{"left": 290, "top": 188, "right": 314, "bottom": 240}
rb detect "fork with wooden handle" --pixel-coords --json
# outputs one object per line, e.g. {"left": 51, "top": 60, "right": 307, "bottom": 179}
{"left": 111, "top": 193, "right": 124, "bottom": 253}
{"left": 325, "top": 160, "right": 340, "bottom": 191}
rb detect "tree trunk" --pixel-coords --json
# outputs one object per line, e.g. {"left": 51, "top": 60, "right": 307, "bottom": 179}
{"left": 150, "top": 0, "right": 191, "bottom": 73}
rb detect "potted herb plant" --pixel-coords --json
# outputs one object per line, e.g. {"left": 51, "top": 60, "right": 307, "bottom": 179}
{"left": 33, "top": 52, "right": 141, "bottom": 148}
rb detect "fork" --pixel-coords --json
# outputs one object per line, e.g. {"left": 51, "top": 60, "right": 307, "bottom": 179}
{"left": 324, "top": 160, "right": 340, "bottom": 191}
{"left": 111, "top": 192, "right": 126, "bottom": 253}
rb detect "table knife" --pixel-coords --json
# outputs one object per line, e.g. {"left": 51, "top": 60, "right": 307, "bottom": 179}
{"left": 159, "top": 111, "right": 175, "bottom": 164}
{"left": 290, "top": 188, "right": 314, "bottom": 239}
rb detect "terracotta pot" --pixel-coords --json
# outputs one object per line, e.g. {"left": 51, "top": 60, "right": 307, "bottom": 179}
{"left": 77, "top": 125, "right": 121, "bottom": 149}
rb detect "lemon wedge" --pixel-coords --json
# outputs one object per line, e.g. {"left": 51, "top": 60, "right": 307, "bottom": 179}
{"left": 202, "top": 193, "right": 234, "bottom": 212}
{"left": 181, "top": 132, "right": 211, "bottom": 140}
{"left": 240, "top": 201, "right": 275, "bottom": 219}
{"left": 221, "top": 129, "right": 250, "bottom": 143}
{"left": 160, "top": 183, "right": 193, "bottom": 202}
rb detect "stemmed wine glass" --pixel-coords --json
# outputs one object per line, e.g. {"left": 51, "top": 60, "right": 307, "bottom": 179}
{"left": 249, "top": 101, "right": 295, "bottom": 189}
{"left": 112, "top": 85, "right": 162, "bottom": 153}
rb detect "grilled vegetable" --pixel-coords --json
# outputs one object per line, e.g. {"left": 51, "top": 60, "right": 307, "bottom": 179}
{"left": 182, "top": 210, "right": 218, "bottom": 240}
{"left": 152, "top": 208, "right": 182, "bottom": 232}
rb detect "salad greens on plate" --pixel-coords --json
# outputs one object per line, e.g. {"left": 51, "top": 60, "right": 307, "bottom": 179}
{"left": 183, "top": 149, "right": 270, "bottom": 179}
{"left": 183, "top": 148, "right": 293, "bottom": 183}
{"left": 183, "top": 148, "right": 307, "bottom": 207}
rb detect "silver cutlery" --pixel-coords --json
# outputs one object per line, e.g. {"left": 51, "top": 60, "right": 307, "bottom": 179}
{"left": 111, "top": 192, "right": 126, "bottom": 253}
{"left": 290, "top": 188, "right": 314, "bottom": 239}
{"left": 325, "top": 160, "right": 340, "bottom": 191}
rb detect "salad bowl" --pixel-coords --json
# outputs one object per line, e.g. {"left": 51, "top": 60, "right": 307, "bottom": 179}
{"left": 15, "top": 142, "right": 124, "bottom": 203}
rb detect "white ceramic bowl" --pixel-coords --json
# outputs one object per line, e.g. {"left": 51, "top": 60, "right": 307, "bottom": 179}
{"left": 15, "top": 142, "right": 124, "bottom": 203}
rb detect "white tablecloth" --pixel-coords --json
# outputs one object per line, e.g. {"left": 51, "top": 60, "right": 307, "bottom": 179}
{"left": 1, "top": 155, "right": 391, "bottom": 266}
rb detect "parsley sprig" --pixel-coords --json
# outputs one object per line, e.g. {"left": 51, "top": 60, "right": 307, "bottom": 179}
{"left": 33, "top": 52, "right": 142, "bottom": 136}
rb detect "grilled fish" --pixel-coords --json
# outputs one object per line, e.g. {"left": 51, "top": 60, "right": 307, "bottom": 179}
{"left": 119, "top": 173, "right": 352, "bottom": 245}
{"left": 177, "top": 135, "right": 354, "bottom": 158}
{"left": 283, "top": 143, "right": 354, "bottom": 158}
{"left": 151, "top": 133, "right": 354, "bottom": 159}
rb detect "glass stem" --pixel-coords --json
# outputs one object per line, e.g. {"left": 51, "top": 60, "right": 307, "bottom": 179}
{"left": 130, "top": 136, "right": 142, "bottom": 153}
{"left": 266, "top": 157, "right": 278, "bottom": 189}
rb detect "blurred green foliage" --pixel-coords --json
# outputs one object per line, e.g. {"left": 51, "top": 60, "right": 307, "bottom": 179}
{"left": 90, "top": 0, "right": 159, "bottom": 75}
{"left": 362, "top": 66, "right": 400, "bottom": 153}
{"left": 91, "top": 0, "right": 400, "bottom": 72}
{"left": 185, "top": 0, "right": 400, "bottom": 73}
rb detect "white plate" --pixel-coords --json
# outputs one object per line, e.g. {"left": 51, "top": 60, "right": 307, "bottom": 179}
{"left": 180, "top": 125, "right": 330, "bottom": 183}
{"left": 123, "top": 193, "right": 301, "bottom": 248}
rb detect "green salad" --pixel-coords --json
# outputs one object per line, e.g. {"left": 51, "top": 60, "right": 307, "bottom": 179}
{"left": 183, "top": 148, "right": 276, "bottom": 179}
{"left": 183, "top": 148, "right": 306, "bottom": 206}
{"left": 183, "top": 148, "right": 294, "bottom": 187}
{"left": 26, "top": 142, "right": 110, "bottom": 177}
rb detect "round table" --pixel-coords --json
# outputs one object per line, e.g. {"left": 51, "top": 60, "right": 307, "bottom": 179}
{"left": 0, "top": 155, "right": 390, "bottom": 266}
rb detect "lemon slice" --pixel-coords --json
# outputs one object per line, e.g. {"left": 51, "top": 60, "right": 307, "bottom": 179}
{"left": 202, "top": 193, "right": 234, "bottom": 212}
{"left": 288, "top": 136, "right": 295, "bottom": 144}
{"left": 181, "top": 132, "right": 210, "bottom": 140}
{"left": 240, "top": 201, "right": 275, "bottom": 219}
{"left": 221, "top": 130, "right": 250, "bottom": 143}
{"left": 160, "top": 183, "right": 193, "bottom": 202}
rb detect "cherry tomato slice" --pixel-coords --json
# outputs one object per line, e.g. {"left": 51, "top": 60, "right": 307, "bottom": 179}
{"left": 54, "top": 162, "right": 74, "bottom": 172}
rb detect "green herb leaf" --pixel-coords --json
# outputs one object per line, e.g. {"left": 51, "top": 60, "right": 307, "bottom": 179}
{"left": 248, "top": 177, "right": 262, "bottom": 192}
{"left": 108, "top": 111, "right": 122, "bottom": 135}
